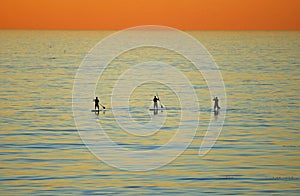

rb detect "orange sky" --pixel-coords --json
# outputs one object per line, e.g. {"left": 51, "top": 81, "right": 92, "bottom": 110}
{"left": 0, "top": 0, "right": 299, "bottom": 30}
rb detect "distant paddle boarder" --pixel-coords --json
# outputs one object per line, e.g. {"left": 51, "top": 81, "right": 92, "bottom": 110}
{"left": 93, "top": 97, "right": 105, "bottom": 111}
{"left": 213, "top": 97, "right": 221, "bottom": 111}
{"left": 153, "top": 96, "right": 160, "bottom": 109}
{"left": 94, "top": 97, "right": 100, "bottom": 111}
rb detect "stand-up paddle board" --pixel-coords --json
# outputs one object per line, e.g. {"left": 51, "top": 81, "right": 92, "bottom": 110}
{"left": 91, "top": 109, "right": 109, "bottom": 112}
{"left": 149, "top": 108, "right": 166, "bottom": 111}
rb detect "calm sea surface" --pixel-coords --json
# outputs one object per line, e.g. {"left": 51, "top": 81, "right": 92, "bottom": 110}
{"left": 0, "top": 30, "right": 299, "bottom": 195}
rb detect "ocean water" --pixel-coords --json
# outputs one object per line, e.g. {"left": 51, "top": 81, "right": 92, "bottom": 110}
{"left": 0, "top": 30, "right": 299, "bottom": 195}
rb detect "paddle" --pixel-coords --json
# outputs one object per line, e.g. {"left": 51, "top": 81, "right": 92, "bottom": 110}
{"left": 100, "top": 103, "right": 106, "bottom": 109}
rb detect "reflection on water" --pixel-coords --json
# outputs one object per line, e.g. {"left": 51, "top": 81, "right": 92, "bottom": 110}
{"left": 0, "top": 30, "right": 299, "bottom": 194}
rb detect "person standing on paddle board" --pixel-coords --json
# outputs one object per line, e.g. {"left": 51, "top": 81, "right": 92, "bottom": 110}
{"left": 94, "top": 97, "right": 100, "bottom": 111}
{"left": 153, "top": 96, "right": 160, "bottom": 109}
{"left": 213, "top": 97, "right": 221, "bottom": 111}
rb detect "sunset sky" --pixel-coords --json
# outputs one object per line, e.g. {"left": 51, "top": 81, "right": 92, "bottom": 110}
{"left": 1, "top": 0, "right": 299, "bottom": 30}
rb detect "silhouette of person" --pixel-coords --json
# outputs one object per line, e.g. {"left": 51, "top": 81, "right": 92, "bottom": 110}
{"left": 213, "top": 97, "right": 221, "bottom": 111}
{"left": 153, "top": 96, "right": 159, "bottom": 109}
{"left": 94, "top": 97, "right": 100, "bottom": 111}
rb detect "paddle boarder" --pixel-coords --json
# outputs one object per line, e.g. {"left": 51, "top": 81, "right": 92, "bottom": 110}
{"left": 94, "top": 97, "right": 100, "bottom": 111}
{"left": 153, "top": 96, "right": 160, "bottom": 109}
{"left": 213, "top": 96, "right": 221, "bottom": 111}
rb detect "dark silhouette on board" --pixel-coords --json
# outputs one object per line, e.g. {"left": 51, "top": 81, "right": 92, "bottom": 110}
{"left": 94, "top": 97, "right": 100, "bottom": 111}
{"left": 213, "top": 97, "right": 221, "bottom": 114}
{"left": 93, "top": 97, "right": 105, "bottom": 113}
{"left": 153, "top": 96, "right": 160, "bottom": 109}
